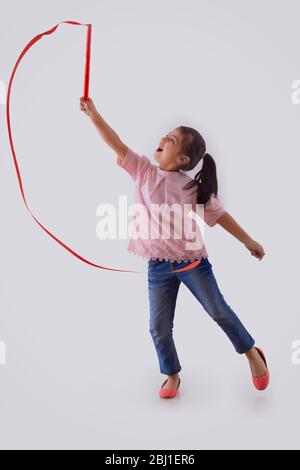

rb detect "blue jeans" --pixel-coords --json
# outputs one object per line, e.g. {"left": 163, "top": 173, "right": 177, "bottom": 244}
{"left": 148, "top": 257, "right": 255, "bottom": 375}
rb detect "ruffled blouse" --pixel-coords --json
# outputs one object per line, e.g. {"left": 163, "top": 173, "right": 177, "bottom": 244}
{"left": 117, "top": 147, "right": 226, "bottom": 263}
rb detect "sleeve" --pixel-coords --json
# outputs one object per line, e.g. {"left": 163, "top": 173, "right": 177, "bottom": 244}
{"left": 204, "top": 193, "right": 226, "bottom": 227}
{"left": 117, "top": 147, "right": 153, "bottom": 182}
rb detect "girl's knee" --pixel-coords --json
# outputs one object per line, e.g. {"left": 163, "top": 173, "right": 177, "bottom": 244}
{"left": 149, "top": 326, "right": 172, "bottom": 340}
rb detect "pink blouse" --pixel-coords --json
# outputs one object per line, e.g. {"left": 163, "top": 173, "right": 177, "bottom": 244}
{"left": 117, "top": 147, "right": 226, "bottom": 262}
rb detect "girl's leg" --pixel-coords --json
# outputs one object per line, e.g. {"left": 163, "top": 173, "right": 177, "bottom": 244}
{"left": 176, "top": 257, "right": 255, "bottom": 354}
{"left": 148, "top": 260, "right": 182, "bottom": 375}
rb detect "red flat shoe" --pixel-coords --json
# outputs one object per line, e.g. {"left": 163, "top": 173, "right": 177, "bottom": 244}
{"left": 251, "top": 347, "right": 270, "bottom": 391}
{"left": 159, "top": 377, "right": 181, "bottom": 399}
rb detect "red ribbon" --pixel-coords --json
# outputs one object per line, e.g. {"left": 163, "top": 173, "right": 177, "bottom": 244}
{"left": 6, "top": 20, "right": 200, "bottom": 275}
{"left": 6, "top": 20, "right": 139, "bottom": 273}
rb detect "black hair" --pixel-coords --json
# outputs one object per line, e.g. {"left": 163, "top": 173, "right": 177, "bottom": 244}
{"left": 178, "top": 126, "right": 219, "bottom": 204}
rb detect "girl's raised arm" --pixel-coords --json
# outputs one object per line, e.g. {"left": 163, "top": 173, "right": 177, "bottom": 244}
{"left": 80, "top": 97, "right": 128, "bottom": 162}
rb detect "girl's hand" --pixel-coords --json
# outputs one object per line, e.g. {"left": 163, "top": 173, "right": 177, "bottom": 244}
{"left": 244, "top": 238, "right": 266, "bottom": 260}
{"left": 80, "top": 97, "right": 98, "bottom": 117}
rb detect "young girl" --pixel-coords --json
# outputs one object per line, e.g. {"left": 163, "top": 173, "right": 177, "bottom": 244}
{"left": 80, "top": 97, "right": 270, "bottom": 399}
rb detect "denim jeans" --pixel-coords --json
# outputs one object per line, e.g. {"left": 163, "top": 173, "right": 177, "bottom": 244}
{"left": 148, "top": 257, "right": 255, "bottom": 375}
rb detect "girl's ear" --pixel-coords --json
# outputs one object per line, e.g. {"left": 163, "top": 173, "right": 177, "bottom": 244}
{"left": 179, "top": 154, "right": 190, "bottom": 166}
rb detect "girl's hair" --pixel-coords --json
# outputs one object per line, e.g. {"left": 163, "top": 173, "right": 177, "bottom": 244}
{"left": 178, "top": 126, "right": 219, "bottom": 205}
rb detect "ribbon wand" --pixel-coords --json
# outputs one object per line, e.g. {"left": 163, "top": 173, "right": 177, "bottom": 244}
{"left": 83, "top": 24, "right": 92, "bottom": 100}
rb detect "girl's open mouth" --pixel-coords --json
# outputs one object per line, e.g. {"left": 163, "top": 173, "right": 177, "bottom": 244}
{"left": 156, "top": 147, "right": 163, "bottom": 152}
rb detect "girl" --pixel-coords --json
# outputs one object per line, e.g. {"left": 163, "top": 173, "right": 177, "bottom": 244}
{"left": 80, "top": 97, "right": 270, "bottom": 399}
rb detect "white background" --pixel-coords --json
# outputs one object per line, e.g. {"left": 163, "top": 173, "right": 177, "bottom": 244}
{"left": 0, "top": 0, "right": 299, "bottom": 450}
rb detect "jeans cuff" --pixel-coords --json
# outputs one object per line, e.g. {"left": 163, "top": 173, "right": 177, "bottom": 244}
{"left": 236, "top": 339, "right": 255, "bottom": 355}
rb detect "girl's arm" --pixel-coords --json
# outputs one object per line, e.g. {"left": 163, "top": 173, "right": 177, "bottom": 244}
{"left": 216, "top": 212, "right": 266, "bottom": 260}
{"left": 80, "top": 97, "right": 128, "bottom": 161}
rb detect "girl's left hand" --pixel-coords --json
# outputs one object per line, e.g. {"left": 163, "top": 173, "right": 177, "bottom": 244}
{"left": 244, "top": 238, "right": 266, "bottom": 260}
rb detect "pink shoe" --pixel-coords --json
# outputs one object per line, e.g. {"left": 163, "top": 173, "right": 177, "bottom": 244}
{"left": 159, "top": 377, "right": 181, "bottom": 399}
{"left": 251, "top": 347, "right": 270, "bottom": 391}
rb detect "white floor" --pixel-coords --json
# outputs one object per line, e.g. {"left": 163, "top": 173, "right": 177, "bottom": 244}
{"left": 0, "top": 323, "right": 299, "bottom": 450}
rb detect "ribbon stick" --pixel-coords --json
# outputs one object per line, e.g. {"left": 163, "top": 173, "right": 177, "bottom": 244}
{"left": 83, "top": 24, "right": 92, "bottom": 100}
{"left": 6, "top": 20, "right": 139, "bottom": 274}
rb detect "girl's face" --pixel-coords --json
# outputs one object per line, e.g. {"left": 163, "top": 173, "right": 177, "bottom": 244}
{"left": 154, "top": 128, "right": 189, "bottom": 171}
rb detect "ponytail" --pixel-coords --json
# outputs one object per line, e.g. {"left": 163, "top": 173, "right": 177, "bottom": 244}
{"left": 183, "top": 153, "right": 218, "bottom": 205}
{"left": 177, "top": 126, "right": 219, "bottom": 204}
